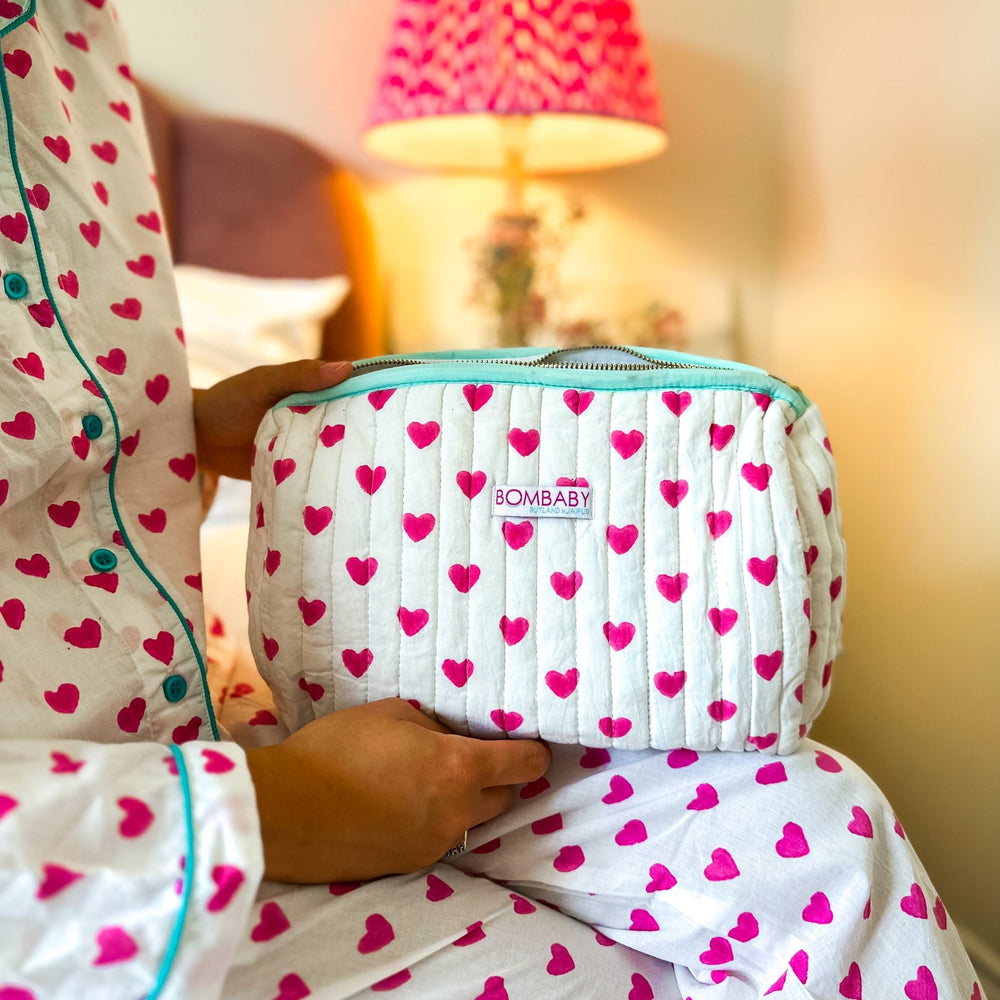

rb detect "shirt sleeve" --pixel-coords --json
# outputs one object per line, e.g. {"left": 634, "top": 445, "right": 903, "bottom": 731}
{"left": 0, "top": 737, "right": 264, "bottom": 1000}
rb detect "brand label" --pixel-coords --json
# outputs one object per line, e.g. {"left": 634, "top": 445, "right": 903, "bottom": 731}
{"left": 492, "top": 484, "right": 593, "bottom": 520}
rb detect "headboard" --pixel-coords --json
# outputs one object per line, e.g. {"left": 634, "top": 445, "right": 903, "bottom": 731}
{"left": 138, "top": 83, "right": 383, "bottom": 363}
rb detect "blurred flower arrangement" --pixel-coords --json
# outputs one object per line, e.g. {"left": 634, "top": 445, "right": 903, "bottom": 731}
{"left": 467, "top": 198, "right": 687, "bottom": 350}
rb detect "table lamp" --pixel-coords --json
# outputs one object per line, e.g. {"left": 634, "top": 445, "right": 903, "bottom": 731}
{"left": 363, "top": 0, "right": 667, "bottom": 346}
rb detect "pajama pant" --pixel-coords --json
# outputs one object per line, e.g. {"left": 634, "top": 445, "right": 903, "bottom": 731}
{"left": 220, "top": 740, "right": 983, "bottom": 1000}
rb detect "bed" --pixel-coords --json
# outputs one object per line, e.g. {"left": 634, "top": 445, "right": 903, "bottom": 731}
{"left": 138, "top": 82, "right": 385, "bottom": 652}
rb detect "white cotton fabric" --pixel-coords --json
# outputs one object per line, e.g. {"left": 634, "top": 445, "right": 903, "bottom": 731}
{"left": 0, "top": 8, "right": 263, "bottom": 996}
{"left": 247, "top": 356, "right": 846, "bottom": 752}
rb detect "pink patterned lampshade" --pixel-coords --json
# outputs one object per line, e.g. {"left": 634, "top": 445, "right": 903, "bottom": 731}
{"left": 364, "top": 0, "right": 667, "bottom": 174}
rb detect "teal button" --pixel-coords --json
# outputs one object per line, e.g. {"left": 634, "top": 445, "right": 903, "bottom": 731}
{"left": 82, "top": 414, "right": 103, "bottom": 440}
{"left": 89, "top": 548, "right": 117, "bottom": 573}
{"left": 3, "top": 272, "right": 27, "bottom": 300}
{"left": 162, "top": 675, "right": 188, "bottom": 703}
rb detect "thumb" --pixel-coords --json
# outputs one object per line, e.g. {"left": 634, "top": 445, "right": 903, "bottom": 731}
{"left": 260, "top": 359, "right": 353, "bottom": 405}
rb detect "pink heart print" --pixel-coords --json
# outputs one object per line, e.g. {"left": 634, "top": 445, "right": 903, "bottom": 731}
{"left": 839, "top": 962, "right": 863, "bottom": 1000}
{"left": 43, "top": 682, "right": 79, "bottom": 714}
{"left": 747, "top": 555, "right": 778, "bottom": 586}
{"left": 96, "top": 347, "right": 127, "bottom": 374}
{"left": 501, "top": 520, "right": 533, "bottom": 550}
{"left": 550, "top": 571, "right": 582, "bottom": 600}
{"left": 599, "top": 717, "right": 633, "bottom": 739}
{"left": 93, "top": 925, "right": 138, "bottom": 965}
{"left": 425, "top": 873, "right": 454, "bottom": 901}
{"left": 545, "top": 668, "right": 578, "bottom": 698}
{"left": 709, "top": 423, "right": 736, "bottom": 450}
{"left": 603, "top": 620, "right": 636, "bottom": 651}
{"left": 319, "top": 423, "right": 345, "bottom": 447}
{"left": 456, "top": 469, "right": 487, "bottom": 499}
{"left": 900, "top": 883, "right": 929, "bottom": 919}
{"left": 117, "top": 796, "right": 154, "bottom": 838}
{"left": 553, "top": 845, "right": 585, "bottom": 872}
{"left": 357, "top": 913, "right": 395, "bottom": 954}
{"left": 563, "top": 388, "right": 594, "bottom": 414}
{"left": 653, "top": 670, "right": 686, "bottom": 698}
{"left": 206, "top": 864, "right": 245, "bottom": 912}
{"left": 475, "top": 975, "right": 510, "bottom": 1000}
{"left": 298, "top": 597, "right": 326, "bottom": 627}
{"left": 607, "top": 523, "right": 638, "bottom": 554}
{"left": 546, "top": 943, "right": 575, "bottom": 975}
{"left": 699, "top": 936, "right": 734, "bottom": 966}
{"left": 704, "top": 847, "right": 740, "bottom": 881}
{"left": 754, "top": 650, "right": 783, "bottom": 680}
{"left": 602, "top": 775, "right": 634, "bottom": 804}
{"left": 741, "top": 461, "right": 773, "bottom": 491}
{"left": 687, "top": 783, "right": 719, "bottom": 811}
{"left": 463, "top": 383, "right": 493, "bottom": 411}
{"left": 729, "top": 911, "right": 759, "bottom": 942}
{"left": 251, "top": 901, "right": 290, "bottom": 942}
{"left": 847, "top": 805, "right": 874, "bottom": 838}
{"left": 508, "top": 427, "right": 540, "bottom": 456}
{"left": 304, "top": 505, "right": 333, "bottom": 535}
{"left": 490, "top": 709, "right": 523, "bottom": 732}
{"left": 12, "top": 351, "right": 44, "bottom": 378}
{"left": 407, "top": 420, "right": 440, "bottom": 448}
{"left": 442, "top": 658, "right": 474, "bottom": 687}
{"left": 661, "top": 390, "right": 692, "bottom": 416}
{"left": 659, "top": 479, "right": 689, "bottom": 508}
{"left": 707, "top": 699, "right": 738, "bottom": 722}
{"left": 368, "top": 389, "right": 395, "bottom": 410}
{"left": 500, "top": 615, "right": 529, "bottom": 646}
{"left": 448, "top": 563, "right": 481, "bottom": 593}
{"left": 64, "top": 617, "right": 102, "bottom": 648}
{"left": 802, "top": 891, "right": 834, "bottom": 924}
{"left": 342, "top": 648, "right": 373, "bottom": 678}
{"left": 398, "top": 606, "right": 429, "bottom": 636}
{"left": 355, "top": 464, "right": 386, "bottom": 495}
{"left": 37, "top": 863, "right": 83, "bottom": 900}
{"left": 611, "top": 428, "right": 644, "bottom": 459}
{"left": 272, "top": 973, "right": 311, "bottom": 1000}
{"left": 904, "top": 966, "right": 939, "bottom": 1000}
{"left": 708, "top": 607, "right": 739, "bottom": 636}
{"left": 345, "top": 557, "right": 378, "bottom": 585}
{"left": 644, "top": 862, "right": 677, "bottom": 891}
{"left": 402, "top": 511, "right": 435, "bottom": 542}
{"left": 656, "top": 572, "right": 688, "bottom": 603}
{"left": 776, "top": 822, "right": 810, "bottom": 858}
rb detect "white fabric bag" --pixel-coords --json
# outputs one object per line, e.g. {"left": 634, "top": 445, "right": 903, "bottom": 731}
{"left": 246, "top": 347, "right": 845, "bottom": 753}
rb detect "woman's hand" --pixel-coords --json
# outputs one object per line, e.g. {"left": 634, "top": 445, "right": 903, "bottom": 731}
{"left": 192, "top": 359, "right": 353, "bottom": 479}
{"left": 245, "top": 699, "right": 551, "bottom": 884}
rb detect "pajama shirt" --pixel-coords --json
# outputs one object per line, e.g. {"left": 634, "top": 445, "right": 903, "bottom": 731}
{"left": 0, "top": 4, "right": 985, "bottom": 1000}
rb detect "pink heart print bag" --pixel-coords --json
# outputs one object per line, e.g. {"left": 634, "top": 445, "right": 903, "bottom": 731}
{"left": 246, "top": 346, "right": 845, "bottom": 753}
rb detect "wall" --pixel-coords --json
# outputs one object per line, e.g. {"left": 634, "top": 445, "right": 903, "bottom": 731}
{"left": 773, "top": 0, "right": 1000, "bottom": 957}
{"left": 114, "top": 0, "right": 997, "bottom": 960}
{"left": 113, "top": 0, "right": 790, "bottom": 358}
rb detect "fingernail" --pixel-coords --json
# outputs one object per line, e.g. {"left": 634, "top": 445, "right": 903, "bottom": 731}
{"left": 319, "top": 361, "right": 354, "bottom": 382}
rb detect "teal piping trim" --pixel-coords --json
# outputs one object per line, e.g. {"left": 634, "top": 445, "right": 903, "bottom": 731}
{"left": 147, "top": 745, "right": 196, "bottom": 1000}
{"left": 278, "top": 358, "right": 810, "bottom": 419}
{"left": 0, "top": 55, "right": 220, "bottom": 739}
{"left": 0, "top": 0, "right": 34, "bottom": 41}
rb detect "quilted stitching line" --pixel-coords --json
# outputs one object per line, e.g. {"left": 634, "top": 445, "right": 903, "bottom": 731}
{"left": 757, "top": 400, "right": 790, "bottom": 750}
{"left": 640, "top": 388, "right": 653, "bottom": 747}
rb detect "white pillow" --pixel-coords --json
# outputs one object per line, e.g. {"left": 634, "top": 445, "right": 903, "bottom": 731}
{"left": 173, "top": 264, "right": 350, "bottom": 389}
{"left": 175, "top": 265, "right": 349, "bottom": 642}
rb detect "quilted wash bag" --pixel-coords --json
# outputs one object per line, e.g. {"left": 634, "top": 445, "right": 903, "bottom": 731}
{"left": 246, "top": 346, "right": 845, "bottom": 753}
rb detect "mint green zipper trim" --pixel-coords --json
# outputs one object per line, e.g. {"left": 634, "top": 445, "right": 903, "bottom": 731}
{"left": 0, "top": 51, "right": 219, "bottom": 740}
{"left": 278, "top": 350, "right": 810, "bottom": 418}
{"left": 147, "top": 745, "right": 196, "bottom": 999}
